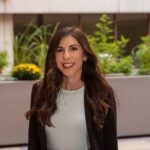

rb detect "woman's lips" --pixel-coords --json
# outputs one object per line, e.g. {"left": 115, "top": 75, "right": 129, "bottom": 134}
{"left": 62, "top": 63, "right": 75, "bottom": 68}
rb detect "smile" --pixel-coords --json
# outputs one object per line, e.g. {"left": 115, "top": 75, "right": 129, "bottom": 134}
{"left": 62, "top": 63, "right": 75, "bottom": 68}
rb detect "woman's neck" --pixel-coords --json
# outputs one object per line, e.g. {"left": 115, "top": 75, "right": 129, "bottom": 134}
{"left": 62, "top": 77, "right": 84, "bottom": 90}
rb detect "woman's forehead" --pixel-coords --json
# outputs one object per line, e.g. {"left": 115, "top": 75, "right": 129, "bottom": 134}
{"left": 58, "top": 35, "right": 80, "bottom": 46}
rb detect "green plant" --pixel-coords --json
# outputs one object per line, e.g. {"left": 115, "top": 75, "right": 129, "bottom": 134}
{"left": 31, "top": 22, "right": 59, "bottom": 72}
{"left": 99, "top": 54, "right": 132, "bottom": 75}
{"left": 12, "top": 63, "right": 42, "bottom": 80}
{"left": 109, "top": 56, "right": 132, "bottom": 75}
{"left": 14, "top": 21, "right": 59, "bottom": 72}
{"left": 88, "top": 14, "right": 129, "bottom": 57}
{"left": 133, "top": 36, "right": 150, "bottom": 75}
{"left": 87, "top": 14, "right": 131, "bottom": 75}
{"left": 138, "top": 64, "right": 150, "bottom": 75}
{"left": 0, "top": 51, "right": 8, "bottom": 72}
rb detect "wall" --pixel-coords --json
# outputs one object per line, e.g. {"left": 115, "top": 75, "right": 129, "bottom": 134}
{"left": 0, "top": 0, "right": 150, "bottom": 14}
{"left": 0, "top": 76, "right": 150, "bottom": 145}
{"left": 0, "top": 81, "right": 35, "bottom": 145}
{"left": 107, "top": 76, "right": 150, "bottom": 137}
{"left": 0, "top": 0, "right": 150, "bottom": 73}
{"left": 0, "top": 14, "right": 14, "bottom": 74}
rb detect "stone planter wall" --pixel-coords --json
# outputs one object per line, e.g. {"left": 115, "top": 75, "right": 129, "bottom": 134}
{"left": 107, "top": 75, "right": 150, "bottom": 137}
{"left": 0, "top": 81, "right": 36, "bottom": 146}
{"left": 0, "top": 76, "right": 150, "bottom": 145}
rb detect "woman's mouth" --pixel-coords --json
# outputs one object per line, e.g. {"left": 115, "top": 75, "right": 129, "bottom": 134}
{"left": 62, "top": 63, "right": 75, "bottom": 68}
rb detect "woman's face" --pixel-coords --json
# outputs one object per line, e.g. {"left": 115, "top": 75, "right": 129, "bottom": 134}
{"left": 55, "top": 35, "right": 86, "bottom": 79}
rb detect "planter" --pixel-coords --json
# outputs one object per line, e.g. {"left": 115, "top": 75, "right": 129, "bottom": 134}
{"left": 0, "top": 74, "right": 16, "bottom": 81}
{"left": 107, "top": 75, "right": 150, "bottom": 137}
{"left": 106, "top": 73, "right": 124, "bottom": 77}
{"left": 0, "top": 76, "right": 150, "bottom": 145}
{"left": 0, "top": 80, "right": 36, "bottom": 146}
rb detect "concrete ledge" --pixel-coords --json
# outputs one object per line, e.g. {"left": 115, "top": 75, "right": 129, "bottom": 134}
{"left": 0, "top": 76, "right": 150, "bottom": 145}
{"left": 0, "top": 0, "right": 150, "bottom": 14}
{"left": 107, "top": 75, "right": 150, "bottom": 137}
{"left": 0, "top": 81, "right": 36, "bottom": 145}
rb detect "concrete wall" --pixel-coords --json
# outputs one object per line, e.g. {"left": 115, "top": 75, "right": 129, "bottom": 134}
{"left": 0, "top": 14, "right": 14, "bottom": 74}
{"left": 107, "top": 76, "right": 150, "bottom": 137}
{"left": 119, "top": 0, "right": 150, "bottom": 13}
{"left": 0, "top": 76, "right": 150, "bottom": 145}
{"left": 0, "top": 0, "right": 118, "bottom": 14}
{"left": 0, "top": 0, "right": 149, "bottom": 73}
{"left": 0, "top": 81, "right": 35, "bottom": 145}
{"left": 0, "top": 0, "right": 150, "bottom": 14}
{"left": 0, "top": 1, "right": 5, "bottom": 13}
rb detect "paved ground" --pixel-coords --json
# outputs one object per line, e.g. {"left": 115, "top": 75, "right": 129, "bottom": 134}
{"left": 118, "top": 137, "right": 150, "bottom": 150}
{"left": 0, "top": 137, "right": 150, "bottom": 150}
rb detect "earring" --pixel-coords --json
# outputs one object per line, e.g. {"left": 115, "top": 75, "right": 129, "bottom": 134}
{"left": 84, "top": 57, "right": 87, "bottom": 61}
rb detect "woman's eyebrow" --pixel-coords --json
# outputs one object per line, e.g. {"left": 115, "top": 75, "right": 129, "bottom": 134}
{"left": 69, "top": 44, "right": 80, "bottom": 47}
{"left": 56, "top": 46, "right": 64, "bottom": 49}
{"left": 57, "top": 44, "right": 80, "bottom": 48}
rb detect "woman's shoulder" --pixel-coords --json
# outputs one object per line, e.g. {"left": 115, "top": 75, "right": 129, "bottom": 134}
{"left": 32, "top": 79, "right": 43, "bottom": 90}
{"left": 30, "top": 79, "right": 43, "bottom": 106}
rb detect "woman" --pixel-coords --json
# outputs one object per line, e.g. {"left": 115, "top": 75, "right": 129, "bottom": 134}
{"left": 26, "top": 26, "right": 118, "bottom": 150}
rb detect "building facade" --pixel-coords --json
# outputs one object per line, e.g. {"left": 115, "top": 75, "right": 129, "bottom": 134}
{"left": 0, "top": 0, "right": 150, "bottom": 72}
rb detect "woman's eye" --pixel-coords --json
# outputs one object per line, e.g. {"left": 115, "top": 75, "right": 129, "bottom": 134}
{"left": 71, "top": 47, "right": 78, "bottom": 51}
{"left": 56, "top": 48, "right": 63, "bottom": 53}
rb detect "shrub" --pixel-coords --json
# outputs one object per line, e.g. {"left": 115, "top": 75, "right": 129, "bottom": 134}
{"left": 109, "top": 56, "right": 132, "bottom": 75}
{"left": 0, "top": 51, "right": 8, "bottom": 72}
{"left": 87, "top": 14, "right": 129, "bottom": 58}
{"left": 99, "top": 54, "right": 132, "bottom": 75}
{"left": 14, "top": 21, "right": 59, "bottom": 72}
{"left": 133, "top": 35, "right": 150, "bottom": 75}
{"left": 87, "top": 14, "right": 131, "bottom": 75}
{"left": 12, "top": 63, "right": 42, "bottom": 80}
{"left": 138, "top": 64, "right": 150, "bottom": 75}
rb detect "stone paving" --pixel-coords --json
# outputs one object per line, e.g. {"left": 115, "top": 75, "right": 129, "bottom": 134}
{"left": 0, "top": 137, "right": 150, "bottom": 150}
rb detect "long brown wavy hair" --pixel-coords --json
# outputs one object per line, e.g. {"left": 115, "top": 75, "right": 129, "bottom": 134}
{"left": 26, "top": 26, "right": 114, "bottom": 129}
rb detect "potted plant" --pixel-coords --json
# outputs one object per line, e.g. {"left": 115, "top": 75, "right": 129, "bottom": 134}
{"left": 87, "top": 14, "right": 132, "bottom": 75}
{"left": 14, "top": 21, "right": 59, "bottom": 73}
{"left": 132, "top": 35, "right": 150, "bottom": 75}
{"left": 0, "top": 50, "right": 8, "bottom": 74}
{"left": 12, "top": 63, "right": 42, "bottom": 80}
{"left": 99, "top": 54, "right": 132, "bottom": 75}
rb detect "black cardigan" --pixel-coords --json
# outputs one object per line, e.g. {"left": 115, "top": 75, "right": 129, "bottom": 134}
{"left": 28, "top": 82, "right": 118, "bottom": 150}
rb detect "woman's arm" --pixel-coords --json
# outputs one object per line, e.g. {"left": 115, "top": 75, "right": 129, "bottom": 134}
{"left": 28, "top": 83, "right": 41, "bottom": 150}
{"left": 103, "top": 90, "right": 118, "bottom": 150}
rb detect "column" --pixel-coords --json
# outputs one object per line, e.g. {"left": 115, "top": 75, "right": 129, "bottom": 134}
{"left": 147, "top": 14, "right": 150, "bottom": 35}
{"left": 77, "top": 14, "right": 82, "bottom": 29}
{"left": 114, "top": 14, "right": 118, "bottom": 40}
{"left": 0, "top": 14, "right": 14, "bottom": 74}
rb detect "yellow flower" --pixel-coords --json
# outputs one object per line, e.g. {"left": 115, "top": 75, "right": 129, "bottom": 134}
{"left": 12, "top": 63, "right": 42, "bottom": 80}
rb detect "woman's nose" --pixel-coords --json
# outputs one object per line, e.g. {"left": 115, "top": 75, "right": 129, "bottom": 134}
{"left": 63, "top": 50, "right": 70, "bottom": 59}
